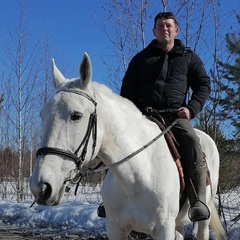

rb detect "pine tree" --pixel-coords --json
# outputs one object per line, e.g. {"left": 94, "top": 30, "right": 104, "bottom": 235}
{"left": 218, "top": 16, "right": 240, "bottom": 138}
{"left": 0, "top": 94, "right": 3, "bottom": 107}
{"left": 219, "top": 16, "right": 240, "bottom": 138}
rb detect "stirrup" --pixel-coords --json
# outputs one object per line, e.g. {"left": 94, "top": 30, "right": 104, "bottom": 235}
{"left": 188, "top": 199, "right": 210, "bottom": 222}
{"left": 97, "top": 203, "right": 106, "bottom": 218}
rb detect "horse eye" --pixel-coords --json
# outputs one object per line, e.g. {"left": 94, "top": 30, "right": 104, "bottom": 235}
{"left": 71, "top": 112, "right": 82, "bottom": 121}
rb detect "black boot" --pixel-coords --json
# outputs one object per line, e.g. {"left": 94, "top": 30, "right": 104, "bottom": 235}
{"left": 97, "top": 203, "right": 106, "bottom": 218}
{"left": 187, "top": 162, "right": 210, "bottom": 222}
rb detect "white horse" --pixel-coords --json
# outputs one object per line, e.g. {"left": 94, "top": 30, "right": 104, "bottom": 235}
{"left": 30, "top": 53, "right": 225, "bottom": 240}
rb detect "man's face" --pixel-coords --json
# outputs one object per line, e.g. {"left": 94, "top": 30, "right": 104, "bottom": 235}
{"left": 153, "top": 18, "right": 178, "bottom": 46}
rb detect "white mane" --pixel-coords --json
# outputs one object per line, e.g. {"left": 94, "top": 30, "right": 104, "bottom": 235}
{"left": 92, "top": 81, "right": 143, "bottom": 117}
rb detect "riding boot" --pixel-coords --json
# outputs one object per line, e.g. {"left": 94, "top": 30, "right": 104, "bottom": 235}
{"left": 186, "top": 162, "right": 210, "bottom": 222}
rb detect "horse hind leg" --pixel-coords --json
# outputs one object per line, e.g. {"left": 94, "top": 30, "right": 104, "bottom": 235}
{"left": 196, "top": 220, "right": 210, "bottom": 240}
{"left": 197, "top": 200, "right": 226, "bottom": 240}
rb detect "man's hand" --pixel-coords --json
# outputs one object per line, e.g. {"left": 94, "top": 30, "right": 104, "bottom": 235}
{"left": 177, "top": 107, "right": 191, "bottom": 120}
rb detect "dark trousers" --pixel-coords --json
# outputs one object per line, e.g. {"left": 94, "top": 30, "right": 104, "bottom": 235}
{"left": 165, "top": 118, "right": 203, "bottom": 169}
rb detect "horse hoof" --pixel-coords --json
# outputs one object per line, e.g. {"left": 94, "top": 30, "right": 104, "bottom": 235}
{"left": 97, "top": 203, "right": 106, "bottom": 218}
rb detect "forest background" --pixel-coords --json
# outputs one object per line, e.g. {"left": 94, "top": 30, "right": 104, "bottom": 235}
{"left": 0, "top": 0, "right": 239, "bottom": 233}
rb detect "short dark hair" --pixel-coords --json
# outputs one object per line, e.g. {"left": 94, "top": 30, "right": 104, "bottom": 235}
{"left": 154, "top": 12, "right": 178, "bottom": 28}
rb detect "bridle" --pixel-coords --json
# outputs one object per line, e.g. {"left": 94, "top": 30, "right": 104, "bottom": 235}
{"left": 36, "top": 89, "right": 98, "bottom": 170}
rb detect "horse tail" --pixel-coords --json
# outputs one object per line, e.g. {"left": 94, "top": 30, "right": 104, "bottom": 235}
{"left": 209, "top": 200, "right": 226, "bottom": 239}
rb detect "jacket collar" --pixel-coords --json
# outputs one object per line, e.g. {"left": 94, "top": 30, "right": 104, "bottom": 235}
{"left": 150, "top": 39, "right": 190, "bottom": 54}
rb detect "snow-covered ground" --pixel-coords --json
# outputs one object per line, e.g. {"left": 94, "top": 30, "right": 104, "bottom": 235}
{"left": 0, "top": 182, "right": 239, "bottom": 239}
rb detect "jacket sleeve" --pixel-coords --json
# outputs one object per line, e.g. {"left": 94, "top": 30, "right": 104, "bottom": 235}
{"left": 120, "top": 56, "right": 140, "bottom": 105}
{"left": 187, "top": 53, "right": 211, "bottom": 118}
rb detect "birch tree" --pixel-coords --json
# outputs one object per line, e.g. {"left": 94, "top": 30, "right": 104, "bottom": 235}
{"left": 2, "top": 0, "right": 42, "bottom": 202}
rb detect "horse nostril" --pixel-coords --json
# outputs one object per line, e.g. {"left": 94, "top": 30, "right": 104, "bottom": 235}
{"left": 39, "top": 183, "right": 52, "bottom": 201}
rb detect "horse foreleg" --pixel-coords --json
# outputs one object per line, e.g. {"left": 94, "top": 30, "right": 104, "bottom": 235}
{"left": 175, "top": 230, "right": 184, "bottom": 240}
{"left": 152, "top": 219, "right": 178, "bottom": 240}
{"left": 175, "top": 225, "right": 185, "bottom": 239}
{"left": 105, "top": 221, "right": 130, "bottom": 240}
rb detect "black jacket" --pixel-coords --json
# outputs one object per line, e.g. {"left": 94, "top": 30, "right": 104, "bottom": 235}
{"left": 120, "top": 39, "right": 210, "bottom": 119}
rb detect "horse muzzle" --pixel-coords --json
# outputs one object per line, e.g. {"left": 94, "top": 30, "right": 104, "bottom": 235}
{"left": 30, "top": 177, "right": 66, "bottom": 206}
{"left": 30, "top": 171, "right": 66, "bottom": 206}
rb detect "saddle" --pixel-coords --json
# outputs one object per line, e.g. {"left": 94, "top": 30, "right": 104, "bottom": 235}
{"left": 147, "top": 114, "right": 211, "bottom": 194}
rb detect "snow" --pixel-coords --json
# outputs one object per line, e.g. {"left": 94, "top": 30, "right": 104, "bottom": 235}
{"left": 0, "top": 183, "right": 239, "bottom": 239}
{"left": 0, "top": 183, "right": 107, "bottom": 238}
{"left": 0, "top": 200, "right": 106, "bottom": 238}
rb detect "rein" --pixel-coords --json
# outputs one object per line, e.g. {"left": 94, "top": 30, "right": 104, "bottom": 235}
{"left": 74, "top": 118, "right": 180, "bottom": 177}
{"left": 36, "top": 89, "right": 180, "bottom": 195}
{"left": 65, "top": 118, "right": 180, "bottom": 196}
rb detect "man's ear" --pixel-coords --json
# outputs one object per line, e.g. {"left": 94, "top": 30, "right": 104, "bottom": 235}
{"left": 175, "top": 26, "right": 179, "bottom": 36}
{"left": 153, "top": 28, "right": 156, "bottom": 37}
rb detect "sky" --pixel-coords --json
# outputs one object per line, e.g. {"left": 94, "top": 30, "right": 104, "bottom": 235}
{"left": 0, "top": 0, "right": 112, "bottom": 85}
{"left": 0, "top": 0, "right": 239, "bottom": 89}
{"left": 0, "top": 185, "right": 240, "bottom": 239}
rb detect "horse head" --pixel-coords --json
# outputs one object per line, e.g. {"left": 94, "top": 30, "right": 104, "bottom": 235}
{"left": 30, "top": 53, "right": 101, "bottom": 205}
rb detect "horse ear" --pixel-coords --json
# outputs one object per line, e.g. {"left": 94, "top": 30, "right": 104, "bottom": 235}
{"left": 52, "top": 59, "right": 66, "bottom": 89}
{"left": 79, "top": 52, "right": 92, "bottom": 89}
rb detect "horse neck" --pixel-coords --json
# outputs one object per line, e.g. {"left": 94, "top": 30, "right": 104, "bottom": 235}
{"left": 95, "top": 88, "right": 162, "bottom": 171}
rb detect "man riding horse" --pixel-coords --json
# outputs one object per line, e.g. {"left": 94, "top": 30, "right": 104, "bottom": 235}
{"left": 121, "top": 12, "right": 210, "bottom": 222}
{"left": 99, "top": 12, "right": 210, "bottom": 222}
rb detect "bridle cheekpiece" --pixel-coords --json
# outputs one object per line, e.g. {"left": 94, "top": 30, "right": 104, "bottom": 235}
{"left": 36, "top": 89, "right": 97, "bottom": 170}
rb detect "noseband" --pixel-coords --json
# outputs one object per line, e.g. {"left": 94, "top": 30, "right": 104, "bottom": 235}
{"left": 36, "top": 89, "right": 97, "bottom": 169}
